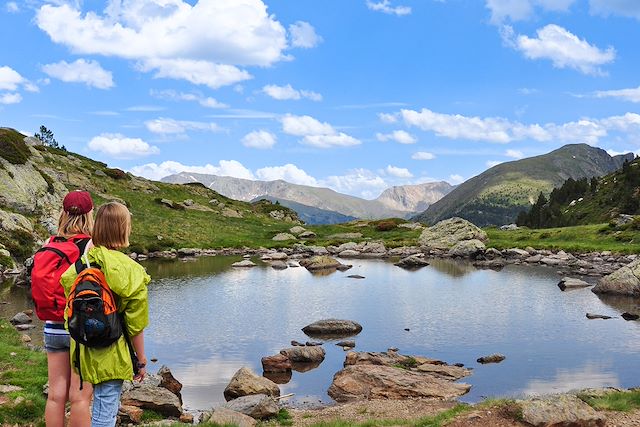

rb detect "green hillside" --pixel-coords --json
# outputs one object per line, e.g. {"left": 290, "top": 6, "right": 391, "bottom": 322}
{"left": 415, "top": 144, "right": 633, "bottom": 226}
{"left": 0, "top": 128, "right": 303, "bottom": 265}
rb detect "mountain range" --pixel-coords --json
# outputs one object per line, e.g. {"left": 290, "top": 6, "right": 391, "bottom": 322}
{"left": 414, "top": 144, "right": 634, "bottom": 226}
{"left": 162, "top": 173, "right": 455, "bottom": 221}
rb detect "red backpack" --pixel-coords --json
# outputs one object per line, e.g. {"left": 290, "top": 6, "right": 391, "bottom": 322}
{"left": 31, "top": 235, "right": 91, "bottom": 322}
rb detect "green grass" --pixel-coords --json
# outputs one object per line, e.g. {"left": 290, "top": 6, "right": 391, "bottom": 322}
{"left": 485, "top": 223, "right": 640, "bottom": 254}
{"left": 0, "top": 319, "right": 48, "bottom": 427}
{"left": 141, "top": 409, "right": 166, "bottom": 422}
{"left": 580, "top": 390, "right": 640, "bottom": 412}
{"left": 0, "top": 128, "right": 31, "bottom": 165}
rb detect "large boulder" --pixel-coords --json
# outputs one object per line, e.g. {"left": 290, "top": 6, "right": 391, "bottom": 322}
{"left": 302, "top": 319, "right": 362, "bottom": 338}
{"left": 394, "top": 255, "right": 429, "bottom": 269}
{"left": 448, "top": 239, "right": 486, "bottom": 258}
{"left": 419, "top": 217, "right": 487, "bottom": 251}
{"left": 223, "top": 367, "right": 280, "bottom": 401}
{"left": 120, "top": 384, "right": 182, "bottom": 417}
{"left": 328, "top": 365, "right": 470, "bottom": 402}
{"left": 207, "top": 408, "right": 257, "bottom": 427}
{"left": 280, "top": 346, "right": 326, "bottom": 363}
{"left": 158, "top": 366, "right": 182, "bottom": 399}
{"left": 298, "top": 256, "right": 343, "bottom": 271}
{"left": 592, "top": 258, "right": 640, "bottom": 296}
{"left": 222, "top": 394, "right": 279, "bottom": 420}
{"left": 272, "top": 233, "right": 296, "bottom": 241}
{"left": 519, "top": 395, "right": 606, "bottom": 427}
{"left": 261, "top": 354, "right": 292, "bottom": 373}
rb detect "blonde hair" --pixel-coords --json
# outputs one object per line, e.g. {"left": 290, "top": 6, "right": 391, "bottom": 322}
{"left": 57, "top": 209, "right": 94, "bottom": 238}
{"left": 92, "top": 202, "right": 131, "bottom": 250}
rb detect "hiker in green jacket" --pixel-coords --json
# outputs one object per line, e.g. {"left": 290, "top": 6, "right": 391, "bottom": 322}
{"left": 61, "top": 202, "right": 149, "bottom": 427}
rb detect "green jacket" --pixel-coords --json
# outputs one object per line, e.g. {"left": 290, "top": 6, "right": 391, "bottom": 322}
{"left": 61, "top": 246, "right": 150, "bottom": 384}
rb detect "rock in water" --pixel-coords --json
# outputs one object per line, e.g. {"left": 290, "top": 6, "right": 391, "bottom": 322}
{"left": 419, "top": 217, "right": 487, "bottom": 251}
{"left": 519, "top": 395, "right": 606, "bottom": 427}
{"left": 328, "top": 365, "right": 470, "bottom": 402}
{"left": 158, "top": 366, "right": 183, "bottom": 398}
{"left": 586, "top": 313, "right": 613, "bottom": 320}
{"left": 558, "top": 277, "right": 591, "bottom": 291}
{"left": 394, "top": 255, "right": 429, "bottom": 269}
{"left": 222, "top": 394, "right": 279, "bottom": 420}
{"left": 223, "top": 367, "right": 280, "bottom": 401}
{"left": 232, "top": 260, "right": 256, "bottom": 267}
{"left": 280, "top": 346, "right": 326, "bottom": 363}
{"left": 477, "top": 353, "right": 506, "bottom": 364}
{"left": 592, "top": 258, "right": 640, "bottom": 296}
{"left": 336, "top": 340, "right": 355, "bottom": 348}
{"left": 261, "top": 354, "right": 292, "bottom": 373}
{"left": 302, "top": 319, "right": 362, "bottom": 338}
{"left": 622, "top": 312, "right": 640, "bottom": 321}
{"left": 298, "top": 256, "right": 343, "bottom": 271}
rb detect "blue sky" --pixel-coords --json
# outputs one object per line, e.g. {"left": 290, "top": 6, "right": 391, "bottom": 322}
{"left": 1, "top": 0, "right": 640, "bottom": 199}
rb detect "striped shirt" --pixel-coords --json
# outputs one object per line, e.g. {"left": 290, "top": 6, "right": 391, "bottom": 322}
{"left": 44, "top": 321, "right": 69, "bottom": 336}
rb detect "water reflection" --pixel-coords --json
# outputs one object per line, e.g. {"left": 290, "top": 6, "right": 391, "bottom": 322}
{"left": 426, "top": 258, "right": 477, "bottom": 277}
{"left": 596, "top": 294, "right": 640, "bottom": 315}
{"left": 522, "top": 362, "right": 620, "bottom": 396}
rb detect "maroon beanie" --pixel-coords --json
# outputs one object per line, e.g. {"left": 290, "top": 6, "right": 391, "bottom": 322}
{"left": 63, "top": 190, "right": 93, "bottom": 215}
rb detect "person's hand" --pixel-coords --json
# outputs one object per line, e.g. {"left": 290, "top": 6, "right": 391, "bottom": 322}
{"left": 134, "top": 356, "right": 147, "bottom": 382}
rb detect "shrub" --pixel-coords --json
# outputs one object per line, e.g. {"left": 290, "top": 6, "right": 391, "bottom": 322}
{"left": 2, "top": 229, "right": 36, "bottom": 261}
{"left": 104, "top": 168, "right": 130, "bottom": 180}
{"left": 0, "top": 128, "right": 31, "bottom": 165}
{"left": 375, "top": 220, "right": 398, "bottom": 231}
{"left": 33, "top": 166, "right": 55, "bottom": 194}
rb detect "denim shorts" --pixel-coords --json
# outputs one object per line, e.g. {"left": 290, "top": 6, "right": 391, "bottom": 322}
{"left": 92, "top": 380, "right": 124, "bottom": 427}
{"left": 43, "top": 323, "right": 70, "bottom": 353}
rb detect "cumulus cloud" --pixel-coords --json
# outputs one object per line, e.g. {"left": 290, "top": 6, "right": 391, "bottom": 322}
{"left": 35, "top": 1, "right": 294, "bottom": 88}
{"left": 590, "top": 0, "right": 640, "bottom": 19}
{"left": 88, "top": 133, "right": 159, "bottom": 159}
{"left": 262, "top": 84, "right": 322, "bottom": 101}
{"left": 502, "top": 24, "right": 615, "bottom": 76}
{"left": 42, "top": 59, "right": 114, "bottom": 89}
{"left": 0, "top": 66, "right": 37, "bottom": 104}
{"left": 385, "top": 165, "right": 413, "bottom": 178}
{"left": 289, "top": 21, "right": 322, "bottom": 48}
{"left": 281, "top": 114, "right": 361, "bottom": 148}
{"left": 256, "top": 164, "right": 318, "bottom": 186}
{"left": 322, "top": 168, "right": 389, "bottom": 199}
{"left": 505, "top": 149, "right": 524, "bottom": 158}
{"left": 379, "top": 112, "right": 399, "bottom": 123}
{"left": 486, "top": 0, "right": 576, "bottom": 23}
{"left": 486, "top": 160, "right": 504, "bottom": 168}
{"left": 151, "top": 89, "right": 228, "bottom": 108}
{"left": 449, "top": 174, "right": 465, "bottom": 185}
{"left": 376, "top": 130, "right": 416, "bottom": 144}
{"left": 412, "top": 151, "right": 435, "bottom": 160}
{"left": 366, "top": 0, "right": 412, "bottom": 16}
{"left": 145, "top": 118, "right": 223, "bottom": 134}
{"left": 398, "top": 107, "right": 640, "bottom": 145}
{"left": 0, "top": 93, "right": 22, "bottom": 104}
{"left": 594, "top": 86, "right": 640, "bottom": 103}
{"left": 130, "top": 159, "right": 255, "bottom": 181}
{"left": 242, "top": 130, "right": 277, "bottom": 149}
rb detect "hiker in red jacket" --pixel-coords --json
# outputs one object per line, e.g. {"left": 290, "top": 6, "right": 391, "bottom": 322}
{"left": 31, "top": 190, "right": 94, "bottom": 427}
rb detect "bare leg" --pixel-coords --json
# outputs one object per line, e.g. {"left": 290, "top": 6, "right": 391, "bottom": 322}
{"left": 45, "top": 352, "right": 71, "bottom": 427}
{"left": 69, "top": 372, "right": 92, "bottom": 427}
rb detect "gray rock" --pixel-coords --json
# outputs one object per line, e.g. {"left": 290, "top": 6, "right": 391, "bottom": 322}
{"left": 289, "top": 226, "right": 306, "bottom": 235}
{"left": 419, "top": 217, "right": 487, "bottom": 250}
{"left": 270, "top": 261, "right": 288, "bottom": 270}
{"left": 14, "top": 324, "right": 35, "bottom": 331}
{"left": 504, "top": 248, "right": 530, "bottom": 257}
{"left": 120, "top": 384, "right": 182, "bottom": 417}
{"left": 586, "top": 313, "right": 613, "bottom": 320}
{"left": 525, "top": 254, "right": 543, "bottom": 263}
{"left": 394, "top": 255, "right": 429, "bottom": 269}
{"left": 347, "top": 275, "right": 365, "bottom": 279}
{"left": 499, "top": 224, "right": 519, "bottom": 230}
{"left": 232, "top": 260, "right": 256, "bottom": 267}
{"left": 360, "top": 241, "right": 386, "bottom": 253}
{"left": 272, "top": 233, "right": 297, "bottom": 241}
{"left": 519, "top": 394, "right": 606, "bottom": 427}
{"left": 222, "top": 394, "right": 279, "bottom": 420}
{"left": 159, "top": 199, "right": 174, "bottom": 209}
{"left": 592, "top": 258, "right": 640, "bottom": 296}
{"left": 94, "top": 169, "right": 107, "bottom": 177}
{"left": 208, "top": 408, "right": 257, "bottom": 427}
{"left": 397, "top": 222, "right": 424, "bottom": 230}
{"left": 10, "top": 312, "right": 31, "bottom": 325}
{"left": 223, "top": 367, "right": 280, "bottom": 401}
{"left": 558, "top": 277, "right": 591, "bottom": 291}
{"left": 484, "top": 247, "right": 502, "bottom": 258}
{"left": 338, "top": 250, "right": 361, "bottom": 258}
{"left": 328, "top": 233, "right": 363, "bottom": 240}
{"left": 299, "top": 231, "right": 317, "bottom": 239}
{"left": 261, "top": 354, "right": 292, "bottom": 373}
{"left": 298, "top": 256, "right": 343, "bottom": 271}
{"left": 177, "top": 248, "right": 199, "bottom": 257}
{"left": 280, "top": 346, "right": 326, "bottom": 363}
{"left": 448, "top": 239, "right": 486, "bottom": 258}
{"left": 477, "top": 353, "right": 505, "bottom": 364}
{"left": 336, "top": 242, "right": 359, "bottom": 252}
{"left": 336, "top": 340, "right": 355, "bottom": 348}
{"left": 302, "top": 319, "right": 362, "bottom": 337}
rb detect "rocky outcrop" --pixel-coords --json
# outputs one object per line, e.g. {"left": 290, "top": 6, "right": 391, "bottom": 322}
{"left": 280, "top": 346, "right": 326, "bottom": 364}
{"left": 302, "top": 319, "right": 362, "bottom": 337}
{"left": 223, "top": 367, "right": 280, "bottom": 401}
{"left": 222, "top": 394, "right": 279, "bottom": 420}
{"left": 592, "top": 258, "right": 640, "bottom": 296}
{"left": 419, "top": 217, "right": 487, "bottom": 251}
{"left": 519, "top": 394, "right": 606, "bottom": 427}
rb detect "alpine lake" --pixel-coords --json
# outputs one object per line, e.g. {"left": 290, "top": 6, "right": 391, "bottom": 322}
{"left": 2, "top": 255, "right": 640, "bottom": 412}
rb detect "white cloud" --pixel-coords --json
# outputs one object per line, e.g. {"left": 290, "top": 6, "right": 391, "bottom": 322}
{"left": 242, "top": 130, "right": 277, "bottom": 149}
{"left": 502, "top": 24, "right": 615, "bottom": 76}
{"left": 280, "top": 114, "right": 361, "bottom": 148}
{"left": 376, "top": 130, "right": 416, "bottom": 144}
{"left": 486, "top": 0, "right": 576, "bottom": 23}
{"left": 130, "top": 159, "right": 255, "bottom": 181}
{"left": 505, "top": 149, "right": 524, "bottom": 158}
{"left": 594, "top": 86, "right": 640, "bottom": 103}
{"left": 145, "top": 118, "right": 223, "bottom": 134}
{"left": 0, "top": 93, "right": 22, "bottom": 104}
{"left": 379, "top": 112, "right": 399, "bottom": 123}
{"left": 6, "top": 2, "right": 18, "bottom": 13}
{"left": 0, "top": 66, "right": 26, "bottom": 91}
{"left": 412, "top": 151, "right": 435, "bottom": 160}
{"left": 606, "top": 148, "right": 640, "bottom": 157}
{"left": 262, "top": 84, "right": 322, "bottom": 101}
{"left": 322, "top": 168, "right": 388, "bottom": 199}
{"left": 151, "top": 89, "right": 228, "bottom": 108}
{"left": 590, "top": 0, "right": 640, "bottom": 19}
{"left": 449, "top": 174, "right": 465, "bottom": 185}
{"left": 126, "top": 105, "right": 165, "bottom": 112}
{"left": 35, "top": 1, "right": 291, "bottom": 88}
{"left": 256, "top": 164, "right": 318, "bottom": 186}
{"left": 88, "top": 133, "right": 159, "bottom": 159}
{"left": 289, "top": 21, "right": 322, "bottom": 48}
{"left": 42, "top": 59, "right": 114, "bottom": 89}
{"left": 398, "top": 107, "right": 640, "bottom": 145}
{"left": 518, "top": 87, "right": 539, "bottom": 95}
{"left": 366, "top": 0, "right": 412, "bottom": 16}
{"left": 385, "top": 165, "right": 413, "bottom": 178}
{"left": 486, "top": 160, "right": 504, "bottom": 168}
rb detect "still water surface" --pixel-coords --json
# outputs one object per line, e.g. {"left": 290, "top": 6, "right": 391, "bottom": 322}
{"left": 2, "top": 256, "right": 639, "bottom": 412}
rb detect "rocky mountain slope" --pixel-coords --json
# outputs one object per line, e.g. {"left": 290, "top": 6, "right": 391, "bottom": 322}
{"left": 251, "top": 196, "right": 358, "bottom": 225}
{"left": 0, "top": 128, "right": 301, "bottom": 270}
{"left": 163, "top": 173, "right": 452, "bottom": 220}
{"left": 415, "top": 144, "right": 634, "bottom": 227}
